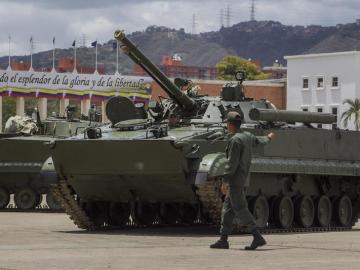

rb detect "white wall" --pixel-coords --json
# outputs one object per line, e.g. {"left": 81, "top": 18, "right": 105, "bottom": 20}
{"left": 286, "top": 51, "right": 360, "bottom": 130}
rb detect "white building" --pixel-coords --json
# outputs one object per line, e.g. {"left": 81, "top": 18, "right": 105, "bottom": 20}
{"left": 285, "top": 51, "right": 360, "bottom": 130}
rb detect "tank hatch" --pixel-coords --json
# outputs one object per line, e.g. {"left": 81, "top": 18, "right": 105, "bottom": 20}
{"left": 105, "top": 96, "right": 139, "bottom": 125}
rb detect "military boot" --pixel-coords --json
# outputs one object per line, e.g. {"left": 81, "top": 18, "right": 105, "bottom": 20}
{"left": 210, "top": 235, "right": 229, "bottom": 249}
{"left": 244, "top": 229, "right": 266, "bottom": 250}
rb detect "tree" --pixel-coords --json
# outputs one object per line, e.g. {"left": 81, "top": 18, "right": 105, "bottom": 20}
{"left": 341, "top": 98, "right": 360, "bottom": 131}
{"left": 216, "top": 55, "right": 268, "bottom": 81}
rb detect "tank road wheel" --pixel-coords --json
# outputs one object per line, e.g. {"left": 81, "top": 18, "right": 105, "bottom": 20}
{"left": 46, "top": 192, "right": 62, "bottom": 210}
{"left": 85, "top": 201, "right": 110, "bottom": 227}
{"left": 14, "top": 188, "right": 39, "bottom": 210}
{"left": 315, "top": 195, "right": 332, "bottom": 227}
{"left": 334, "top": 195, "right": 353, "bottom": 227}
{"left": 160, "top": 203, "right": 180, "bottom": 225}
{"left": 0, "top": 187, "right": 10, "bottom": 209}
{"left": 133, "top": 203, "right": 157, "bottom": 226}
{"left": 274, "top": 196, "right": 294, "bottom": 229}
{"left": 295, "top": 196, "right": 315, "bottom": 228}
{"left": 109, "top": 202, "right": 131, "bottom": 226}
{"left": 249, "top": 195, "right": 269, "bottom": 229}
{"left": 179, "top": 203, "right": 198, "bottom": 224}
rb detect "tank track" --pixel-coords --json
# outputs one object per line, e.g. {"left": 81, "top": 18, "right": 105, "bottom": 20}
{"left": 196, "top": 180, "right": 223, "bottom": 225}
{"left": 196, "top": 179, "right": 353, "bottom": 234}
{"left": 50, "top": 180, "right": 94, "bottom": 230}
{"left": 49, "top": 178, "right": 354, "bottom": 233}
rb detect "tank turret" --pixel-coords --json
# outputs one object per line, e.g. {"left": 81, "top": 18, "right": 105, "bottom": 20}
{"left": 249, "top": 108, "right": 337, "bottom": 124}
{"left": 114, "top": 31, "right": 271, "bottom": 124}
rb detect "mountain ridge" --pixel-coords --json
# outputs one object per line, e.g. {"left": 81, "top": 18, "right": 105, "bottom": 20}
{"left": 1, "top": 20, "right": 360, "bottom": 75}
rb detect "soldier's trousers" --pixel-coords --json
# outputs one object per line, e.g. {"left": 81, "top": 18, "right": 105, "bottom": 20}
{"left": 219, "top": 186, "right": 256, "bottom": 235}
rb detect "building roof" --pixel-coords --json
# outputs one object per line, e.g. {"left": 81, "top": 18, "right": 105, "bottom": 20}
{"left": 285, "top": 51, "right": 360, "bottom": 60}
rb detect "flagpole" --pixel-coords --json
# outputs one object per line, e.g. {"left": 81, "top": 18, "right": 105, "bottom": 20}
{"left": 30, "top": 36, "right": 33, "bottom": 71}
{"left": 52, "top": 37, "right": 55, "bottom": 72}
{"left": 8, "top": 34, "right": 11, "bottom": 70}
{"left": 74, "top": 41, "right": 77, "bottom": 73}
{"left": 116, "top": 40, "right": 119, "bottom": 74}
{"left": 95, "top": 41, "right": 98, "bottom": 73}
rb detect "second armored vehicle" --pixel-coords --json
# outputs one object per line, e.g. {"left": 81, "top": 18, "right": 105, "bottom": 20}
{"left": 0, "top": 106, "right": 102, "bottom": 210}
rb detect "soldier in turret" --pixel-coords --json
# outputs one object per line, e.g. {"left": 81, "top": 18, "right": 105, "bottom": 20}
{"left": 210, "top": 111, "right": 275, "bottom": 250}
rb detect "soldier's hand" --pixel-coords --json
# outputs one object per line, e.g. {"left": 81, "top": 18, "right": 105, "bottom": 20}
{"left": 267, "top": 132, "right": 275, "bottom": 140}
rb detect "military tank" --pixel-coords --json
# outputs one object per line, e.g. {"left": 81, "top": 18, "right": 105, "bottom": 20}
{"left": 49, "top": 30, "right": 360, "bottom": 232}
{"left": 0, "top": 105, "right": 102, "bottom": 210}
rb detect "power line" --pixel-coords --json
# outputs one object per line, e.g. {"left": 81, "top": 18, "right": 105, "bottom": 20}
{"left": 191, "top": 13, "right": 197, "bottom": 34}
{"left": 82, "top": 34, "right": 87, "bottom": 48}
{"left": 219, "top": 8, "right": 224, "bottom": 29}
{"left": 225, "top": 4, "right": 232, "bottom": 27}
{"left": 250, "top": 0, "right": 256, "bottom": 21}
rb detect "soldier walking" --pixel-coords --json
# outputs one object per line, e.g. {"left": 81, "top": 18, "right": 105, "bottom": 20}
{"left": 210, "top": 111, "right": 275, "bottom": 250}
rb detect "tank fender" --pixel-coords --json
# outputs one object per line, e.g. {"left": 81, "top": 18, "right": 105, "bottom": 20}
{"left": 195, "top": 153, "right": 230, "bottom": 184}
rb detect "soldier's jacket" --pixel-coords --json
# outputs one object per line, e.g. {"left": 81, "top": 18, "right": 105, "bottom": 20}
{"left": 225, "top": 131, "right": 270, "bottom": 187}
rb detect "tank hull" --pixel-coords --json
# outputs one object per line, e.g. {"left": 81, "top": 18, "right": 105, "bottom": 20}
{"left": 53, "top": 140, "right": 197, "bottom": 203}
{"left": 50, "top": 127, "right": 360, "bottom": 230}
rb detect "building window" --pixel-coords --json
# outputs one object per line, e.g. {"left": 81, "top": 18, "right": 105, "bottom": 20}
{"left": 332, "top": 107, "right": 338, "bottom": 129}
{"left": 317, "top": 107, "right": 323, "bottom": 128}
{"left": 302, "top": 77, "right": 309, "bottom": 89}
{"left": 332, "top": 76, "right": 339, "bottom": 88}
{"left": 302, "top": 108, "right": 308, "bottom": 112}
{"left": 317, "top": 77, "right": 324, "bottom": 89}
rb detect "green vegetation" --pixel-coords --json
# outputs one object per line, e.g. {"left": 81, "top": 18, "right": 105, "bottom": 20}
{"left": 341, "top": 98, "right": 360, "bottom": 131}
{"left": 216, "top": 55, "right": 268, "bottom": 81}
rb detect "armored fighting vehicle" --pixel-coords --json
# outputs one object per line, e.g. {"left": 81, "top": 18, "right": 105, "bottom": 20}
{"left": 0, "top": 105, "right": 101, "bottom": 210}
{"left": 50, "top": 30, "right": 360, "bottom": 232}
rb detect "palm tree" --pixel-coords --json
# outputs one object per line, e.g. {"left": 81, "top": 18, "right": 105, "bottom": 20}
{"left": 341, "top": 98, "right": 360, "bottom": 131}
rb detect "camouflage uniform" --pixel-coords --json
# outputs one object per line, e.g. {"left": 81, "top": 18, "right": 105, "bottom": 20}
{"left": 220, "top": 131, "right": 271, "bottom": 235}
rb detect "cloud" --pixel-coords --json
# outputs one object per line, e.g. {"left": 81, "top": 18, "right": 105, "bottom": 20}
{"left": 1, "top": 0, "right": 360, "bottom": 57}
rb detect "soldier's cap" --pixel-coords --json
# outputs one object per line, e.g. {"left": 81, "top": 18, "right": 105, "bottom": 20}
{"left": 225, "top": 111, "right": 243, "bottom": 123}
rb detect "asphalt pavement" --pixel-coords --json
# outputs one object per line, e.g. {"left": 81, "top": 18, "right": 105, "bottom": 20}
{"left": 0, "top": 212, "right": 359, "bottom": 270}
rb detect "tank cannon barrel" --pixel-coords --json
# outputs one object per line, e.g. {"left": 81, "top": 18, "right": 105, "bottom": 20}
{"left": 114, "top": 30, "right": 196, "bottom": 112}
{"left": 249, "top": 108, "right": 337, "bottom": 124}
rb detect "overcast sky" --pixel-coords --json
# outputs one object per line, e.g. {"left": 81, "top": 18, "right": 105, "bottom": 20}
{"left": 1, "top": 0, "right": 360, "bottom": 57}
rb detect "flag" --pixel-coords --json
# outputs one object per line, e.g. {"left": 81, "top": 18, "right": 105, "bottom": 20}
{"left": 112, "top": 42, "right": 117, "bottom": 51}
{"left": 91, "top": 40, "right": 97, "bottom": 47}
{"left": 72, "top": 40, "right": 76, "bottom": 47}
{"left": 53, "top": 37, "right": 55, "bottom": 45}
